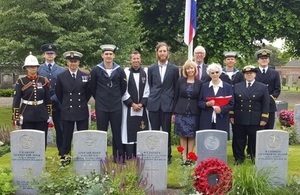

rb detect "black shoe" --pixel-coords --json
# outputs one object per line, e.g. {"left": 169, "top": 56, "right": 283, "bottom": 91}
{"left": 60, "top": 155, "right": 71, "bottom": 166}
{"left": 181, "top": 160, "right": 192, "bottom": 166}
{"left": 168, "top": 158, "right": 172, "bottom": 165}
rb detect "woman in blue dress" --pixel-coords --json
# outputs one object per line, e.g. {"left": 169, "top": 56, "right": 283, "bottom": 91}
{"left": 172, "top": 60, "right": 203, "bottom": 165}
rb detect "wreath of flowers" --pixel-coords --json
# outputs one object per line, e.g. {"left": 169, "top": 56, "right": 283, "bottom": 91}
{"left": 193, "top": 157, "right": 232, "bottom": 195}
{"left": 278, "top": 109, "right": 294, "bottom": 127}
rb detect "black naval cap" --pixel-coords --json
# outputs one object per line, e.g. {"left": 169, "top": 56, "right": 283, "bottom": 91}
{"left": 41, "top": 43, "right": 57, "bottom": 54}
{"left": 100, "top": 44, "right": 117, "bottom": 53}
{"left": 223, "top": 51, "right": 237, "bottom": 58}
{"left": 255, "top": 49, "right": 272, "bottom": 59}
{"left": 242, "top": 65, "right": 258, "bottom": 74}
{"left": 63, "top": 51, "right": 83, "bottom": 60}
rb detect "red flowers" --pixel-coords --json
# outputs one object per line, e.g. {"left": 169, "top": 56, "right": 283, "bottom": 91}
{"left": 289, "top": 120, "right": 295, "bottom": 125}
{"left": 193, "top": 158, "right": 232, "bottom": 194}
{"left": 48, "top": 122, "right": 54, "bottom": 128}
{"left": 177, "top": 145, "right": 184, "bottom": 153}
{"left": 187, "top": 152, "right": 198, "bottom": 162}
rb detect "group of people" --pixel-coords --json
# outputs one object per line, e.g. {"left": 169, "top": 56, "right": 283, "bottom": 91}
{"left": 12, "top": 41, "right": 281, "bottom": 166}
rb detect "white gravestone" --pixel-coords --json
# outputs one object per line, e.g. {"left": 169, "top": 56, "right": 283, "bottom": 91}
{"left": 137, "top": 131, "right": 168, "bottom": 194}
{"left": 255, "top": 130, "right": 289, "bottom": 186}
{"left": 196, "top": 130, "right": 228, "bottom": 163}
{"left": 73, "top": 130, "right": 107, "bottom": 175}
{"left": 10, "top": 130, "right": 45, "bottom": 195}
{"left": 294, "top": 104, "right": 300, "bottom": 136}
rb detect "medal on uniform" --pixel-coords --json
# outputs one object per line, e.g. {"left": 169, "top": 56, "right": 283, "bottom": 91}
{"left": 82, "top": 76, "right": 88, "bottom": 82}
{"left": 37, "top": 82, "right": 42, "bottom": 89}
{"left": 142, "top": 77, "right": 146, "bottom": 83}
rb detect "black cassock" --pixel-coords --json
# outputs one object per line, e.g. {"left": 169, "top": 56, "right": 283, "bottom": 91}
{"left": 122, "top": 67, "right": 149, "bottom": 143}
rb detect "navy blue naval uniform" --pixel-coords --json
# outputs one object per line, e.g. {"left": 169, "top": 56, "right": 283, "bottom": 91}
{"left": 230, "top": 80, "right": 269, "bottom": 163}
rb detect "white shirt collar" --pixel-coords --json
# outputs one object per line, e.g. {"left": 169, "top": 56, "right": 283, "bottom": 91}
{"left": 209, "top": 79, "right": 223, "bottom": 88}
{"left": 158, "top": 61, "right": 168, "bottom": 66}
{"left": 259, "top": 67, "right": 268, "bottom": 72}
{"left": 69, "top": 69, "right": 78, "bottom": 75}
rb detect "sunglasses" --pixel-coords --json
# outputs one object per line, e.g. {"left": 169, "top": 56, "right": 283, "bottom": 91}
{"left": 210, "top": 71, "right": 219, "bottom": 75}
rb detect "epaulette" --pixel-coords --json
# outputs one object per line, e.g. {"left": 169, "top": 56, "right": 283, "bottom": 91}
{"left": 17, "top": 77, "right": 25, "bottom": 85}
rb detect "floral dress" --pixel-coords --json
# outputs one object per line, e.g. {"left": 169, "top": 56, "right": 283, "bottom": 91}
{"left": 174, "top": 83, "right": 198, "bottom": 137}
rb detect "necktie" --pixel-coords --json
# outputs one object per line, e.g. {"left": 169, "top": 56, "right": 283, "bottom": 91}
{"left": 72, "top": 73, "right": 76, "bottom": 80}
{"left": 262, "top": 69, "right": 266, "bottom": 74}
{"left": 48, "top": 64, "right": 52, "bottom": 71}
{"left": 247, "top": 82, "right": 251, "bottom": 89}
{"left": 197, "top": 65, "right": 201, "bottom": 80}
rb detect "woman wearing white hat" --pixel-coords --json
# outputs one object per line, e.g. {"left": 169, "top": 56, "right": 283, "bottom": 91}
{"left": 12, "top": 52, "right": 52, "bottom": 148}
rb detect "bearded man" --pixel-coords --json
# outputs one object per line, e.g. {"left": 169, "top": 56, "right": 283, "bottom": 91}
{"left": 147, "top": 42, "right": 179, "bottom": 164}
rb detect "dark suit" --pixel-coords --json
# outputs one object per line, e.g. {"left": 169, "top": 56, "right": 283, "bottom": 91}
{"left": 198, "top": 81, "right": 234, "bottom": 134}
{"left": 147, "top": 62, "right": 179, "bottom": 160}
{"left": 55, "top": 69, "right": 91, "bottom": 156}
{"left": 231, "top": 81, "right": 269, "bottom": 162}
{"left": 255, "top": 67, "right": 281, "bottom": 129}
{"left": 38, "top": 62, "right": 66, "bottom": 155}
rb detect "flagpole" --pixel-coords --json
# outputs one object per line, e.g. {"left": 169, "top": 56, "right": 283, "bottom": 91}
{"left": 188, "top": 40, "right": 193, "bottom": 60}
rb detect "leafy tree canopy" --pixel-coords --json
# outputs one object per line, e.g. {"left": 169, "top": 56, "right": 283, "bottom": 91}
{"left": 0, "top": 0, "right": 143, "bottom": 68}
{"left": 137, "top": 0, "right": 299, "bottom": 64}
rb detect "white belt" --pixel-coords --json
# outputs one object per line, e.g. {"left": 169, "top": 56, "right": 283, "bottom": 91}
{"left": 23, "top": 100, "right": 44, "bottom": 106}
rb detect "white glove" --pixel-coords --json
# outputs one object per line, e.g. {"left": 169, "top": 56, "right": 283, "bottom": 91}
{"left": 47, "top": 117, "right": 53, "bottom": 123}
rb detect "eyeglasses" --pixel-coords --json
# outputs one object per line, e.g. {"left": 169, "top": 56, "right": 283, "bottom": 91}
{"left": 210, "top": 71, "right": 219, "bottom": 75}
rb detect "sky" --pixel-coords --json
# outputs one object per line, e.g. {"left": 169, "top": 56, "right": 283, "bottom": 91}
{"left": 265, "top": 38, "right": 285, "bottom": 50}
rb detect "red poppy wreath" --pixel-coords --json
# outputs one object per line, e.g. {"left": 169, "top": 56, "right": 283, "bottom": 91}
{"left": 193, "top": 158, "right": 232, "bottom": 195}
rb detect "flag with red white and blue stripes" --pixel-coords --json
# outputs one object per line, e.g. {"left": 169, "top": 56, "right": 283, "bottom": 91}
{"left": 184, "top": 0, "right": 197, "bottom": 45}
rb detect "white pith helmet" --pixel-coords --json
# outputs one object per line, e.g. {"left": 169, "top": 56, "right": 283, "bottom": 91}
{"left": 23, "top": 52, "right": 40, "bottom": 69}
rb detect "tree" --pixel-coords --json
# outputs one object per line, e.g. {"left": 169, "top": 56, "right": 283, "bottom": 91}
{"left": 0, "top": 0, "right": 143, "bottom": 67}
{"left": 137, "top": 0, "right": 300, "bottom": 64}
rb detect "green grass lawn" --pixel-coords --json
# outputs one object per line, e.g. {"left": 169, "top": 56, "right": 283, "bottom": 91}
{"left": 0, "top": 107, "right": 12, "bottom": 126}
{"left": 1, "top": 143, "right": 299, "bottom": 188}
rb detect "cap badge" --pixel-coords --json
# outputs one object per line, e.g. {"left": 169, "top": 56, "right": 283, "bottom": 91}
{"left": 48, "top": 45, "right": 52, "bottom": 49}
{"left": 70, "top": 52, "right": 74, "bottom": 57}
{"left": 262, "top": 50, "right": 267, "bottom": 55}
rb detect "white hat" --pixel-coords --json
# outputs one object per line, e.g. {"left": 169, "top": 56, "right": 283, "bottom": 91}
{"left": 63, "top": 51, "right": 83, "bottom": 60}
{"left": 23, "top": 52, "right": 40, "bottom": 69}
{"left": 223, "top": 51, "right": 237, "bottom": 58}
{"left": 100, "top": 44, "right": 117, "bottom": 53}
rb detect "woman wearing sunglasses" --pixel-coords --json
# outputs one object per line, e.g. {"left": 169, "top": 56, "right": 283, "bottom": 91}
{"left": 198, "top": 63, "right": 234, "bottom": 134}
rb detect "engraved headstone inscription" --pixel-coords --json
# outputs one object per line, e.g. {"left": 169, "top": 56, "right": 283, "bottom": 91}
{"left": 73, "top": 130, "right": 107, "bottom": 175}
{"left": 11, "top": 130, "right": 45, "bottom": 195}
{"left": 137, "top": 130, "right": 168, "bottom": 194}
{"left": 196, "top": 130, "right": 228, "bottom": 163}
{"left": 256, "top": 130, "right": 289, "bottom": 186}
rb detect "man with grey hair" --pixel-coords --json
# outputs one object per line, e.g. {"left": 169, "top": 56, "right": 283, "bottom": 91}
{"left": 193, "top": 46, "right": 209, "bottom": 82}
